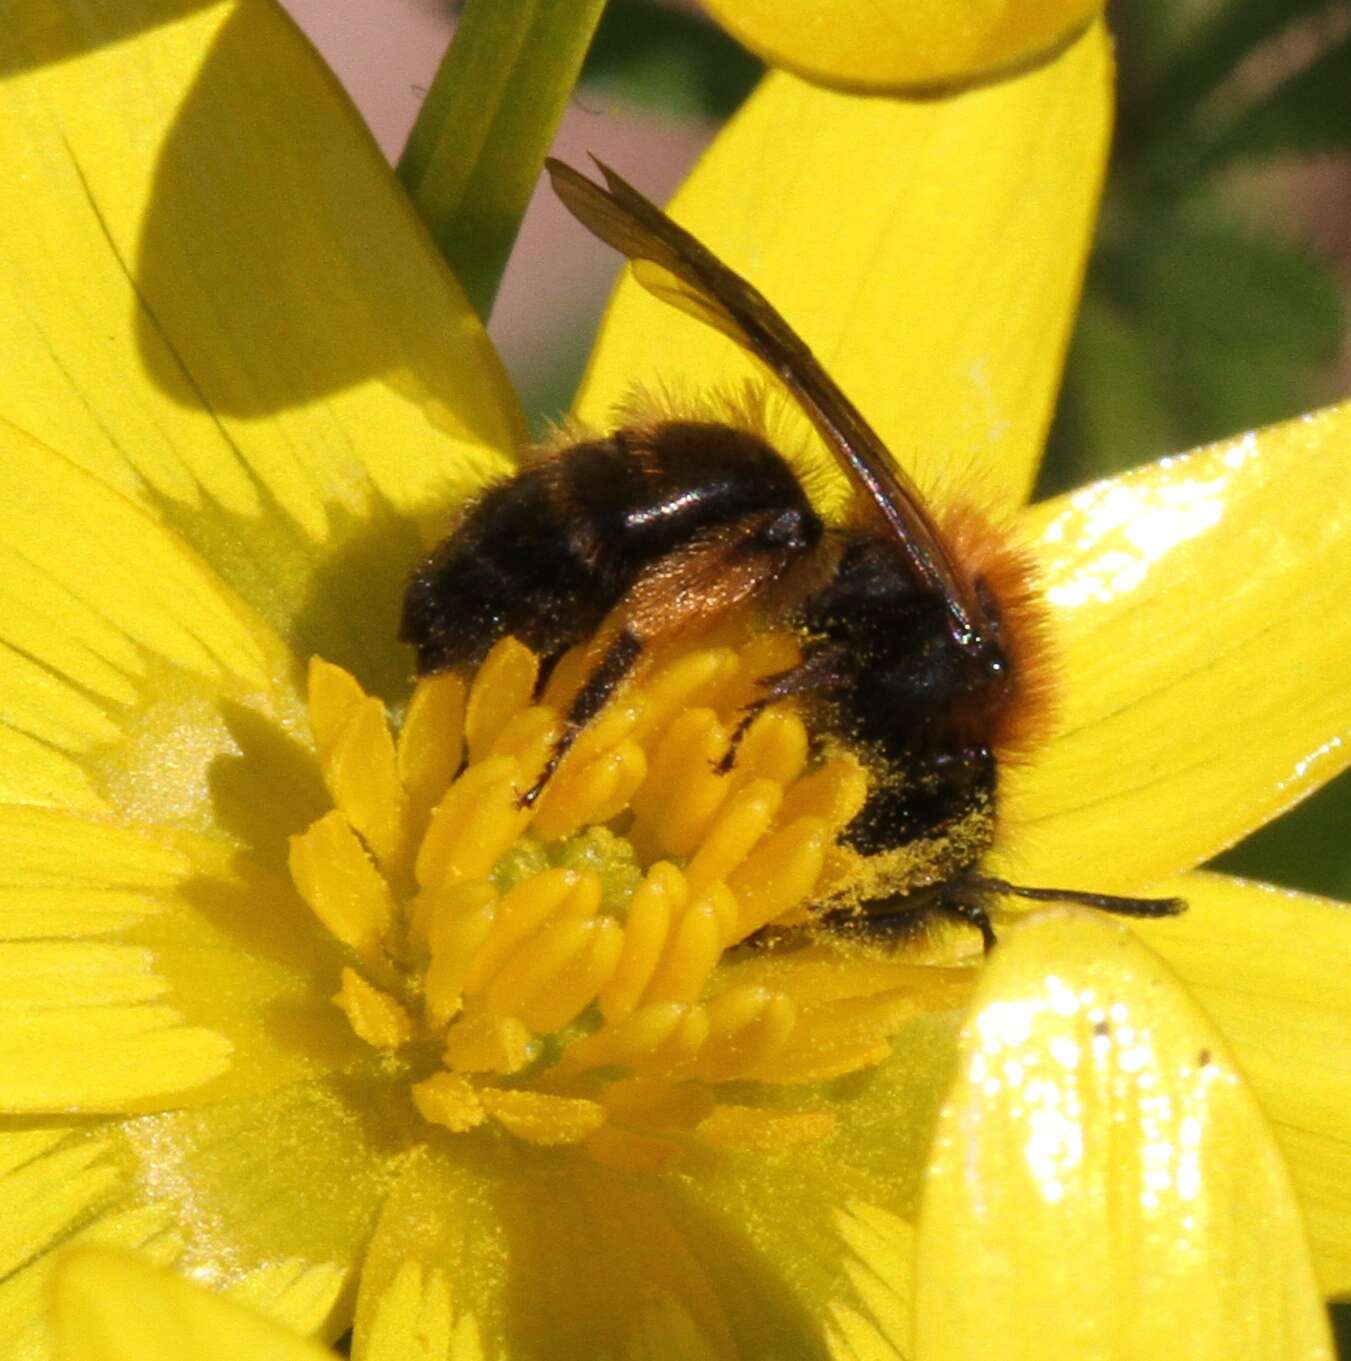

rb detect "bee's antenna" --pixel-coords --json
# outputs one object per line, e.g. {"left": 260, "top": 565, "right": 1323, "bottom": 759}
{"left": 966, "top": 875, "right": 1186, "bottom": 919}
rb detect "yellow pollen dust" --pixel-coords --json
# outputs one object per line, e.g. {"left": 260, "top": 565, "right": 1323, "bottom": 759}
{"left": 288, "top": 636, "right": 975, "bottom": 1167}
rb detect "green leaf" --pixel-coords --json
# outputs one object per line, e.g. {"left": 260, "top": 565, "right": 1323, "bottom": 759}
{"left": 1042, "top": 213, "right": 1346, "bottom": 497}
{"left": 1038, "top": 286, "right": 1183, "bottom": 497}
{"left": 398, "top": 0, "right": 608, "bottom": 321}
{"left": 581, "top": 0, "right": 763, "bottom": 120}
{"left": 1211, "top": 767, "right": 1351, "bottom": 901}
{"left": 1127, "top": 219, "right": 1345, "bottom": 442}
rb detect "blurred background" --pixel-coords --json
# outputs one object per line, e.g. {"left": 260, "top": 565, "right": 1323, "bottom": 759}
{"left": 280, "top": 0, "right": 1351, "bottom": 904}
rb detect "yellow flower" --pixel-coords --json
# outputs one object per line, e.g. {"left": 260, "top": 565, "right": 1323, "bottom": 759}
{"left": 1, "top": 6, "right": 1347, "bottom": 1361}
{"left": 697, "top": 0, "right": 1102, "bottom": 93}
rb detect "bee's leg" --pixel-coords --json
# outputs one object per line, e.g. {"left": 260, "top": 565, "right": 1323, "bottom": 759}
{"left": 808, "top": 882, "right": 996, "bottom": 954}
{"left": 935, "top": 895, "right": 998, "bottom": 954}
{"left": 518, "top": 628, "right": 642, "bottom": 808}
{"left": 520, "top": 512, "right": 812, "bottom": 808}
{"left": 713, "top": 695, "right": 773, "bottom": 775}
{"left": 716, "top": 644, "right": 850, "bottom": 774}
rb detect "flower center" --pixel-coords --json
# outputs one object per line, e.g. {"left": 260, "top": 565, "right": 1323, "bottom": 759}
{"left": 287, "top": 633, "right": 975, "bottom": 1168}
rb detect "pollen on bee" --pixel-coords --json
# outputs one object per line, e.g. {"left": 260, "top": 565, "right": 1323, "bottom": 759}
{"left": 288, "top": 638, "right": 976, "bottom": 1161}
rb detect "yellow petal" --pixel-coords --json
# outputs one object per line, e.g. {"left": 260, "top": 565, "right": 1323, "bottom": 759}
{"left": 0, "top": 1124, "right": 185, "bottom": 1361}
{"left": 352, "top": 1145, "right": 739, "bottom": 1360}
{"left": 0, "top": 989, "right": 231, "bottom": 1114}
{"left": 1001, "top": 402, "right": 1351, "bottom": 889}
{"left": 1132, "top": 871, "right": 1351, "bottom": 1297}
{"left": 54, "top": 1246, "right": 332, "bottom": 1361}
{"left": 577, "top": 24, "right": 1110, "bottom": 513}
{"left": 0, "top": 1079, "right": 391, "bottom": 1352}
{"left": 700, "top": 0, "right": 1099, "bottom": 93}
{"left": 0, "top": 811, "right": 360, "bottom": 1110}
{"left": 916, "top": 909, "right": 1332, "bottom": 1360}
{"left": 0, "top": 0, "right": 521, "bottom": 696}
{"left": 0, "top": 806, "right": 187, "bottom": 939}
{"left": 0, "top": 1075, "right": 400, "bottom": 1351}
{"left": 0, "top": 420, "right": 284, "bottom": 811}
{"left": 353, "top": 1006, "right": 967, "bottom": 1361}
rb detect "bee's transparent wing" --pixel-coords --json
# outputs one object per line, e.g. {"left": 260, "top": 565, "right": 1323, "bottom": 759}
{"left": 547, "top": 156, "right": 984, "bottom": 644}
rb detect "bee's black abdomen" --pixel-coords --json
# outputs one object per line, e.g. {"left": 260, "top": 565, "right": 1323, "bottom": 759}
{"left": 838, "top": 746, "right": 996, "bottom": 855}
{"left": 400, "top": 469, "right": 606, "bottom": 673}
{"left": 401, "top": 423, "right": 821, "bottom": 676}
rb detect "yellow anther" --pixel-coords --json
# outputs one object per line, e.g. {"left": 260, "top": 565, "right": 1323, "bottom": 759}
{"left": 732, "top": 709, "right": 808, "bottom": 787}
{"left": 695, "top": 1105, "right": 835, "bottom": 1150}
{"left": 530, "top": 740, "right": 646, "bottom": 842}
{"left": 479, "top": 1089, "right": 606, "bottom": 1146}
{"left": 597, "top": 863, "right": 686, "bottom": 1021}
{"left": 464, "top": 637, "right": 539, "bottom": 761}
{"left": 558, "top": 1001, "right": 692, "bottom": 1073}
{"left": 748, "top": 1039, "right": 894, "bottom": 1085}
{"left": 568, "top": 700, "right": 640, "bottom": 766}
{"left": 642, "top": 898, "right": 724, "bottom": 1006}
{"left": 442, "top": 1012, "right": 537, "bottom": 1074}
{"left": 643, "top": 1004, "right": 710, "bottom": 1072}
{"left": 684, "top": 778, "right": 783, "bottom": 893}
{"left": 518, "top": 918, "right": 624, "bottom": 1034}
{"left": 396, "top": 672, "right": 467, "bottom": 827}
{"left": 588, "top": 742, "right": 648, "bottom": 824}
{"left": 414, "top": 756, "right": 528, "bottom": 892}
{"left": 538, "top": 642, "right": 590, "bottom": 711}
{"left": 288, "top": 810, "right": 396, "bottom": 957}
{"left": 779, "top": 753, "right": 869, "bottom": 831}
{"left": 629, "top": 647, "right": 738, "bottom": 742}
{"left": 411, "top": 1071, "right": 485, "bottom": 1133}
{"left": 689, "top": 986, "right": 797, "bottom": 1080}
{"left": 714, "top": 631, "right": 801, "bottom": 711}
{"left": 460, "top": 868, "right": 599, "bottom": 995}
{"left": 727, "top": 948, "right": 973, "bottom": 1009}
{"left": 727, "top": 816, "right": 828, "bottom": 938}
{"left": 307, "top": 656, "right": 366, "bottom": 752}
{"left": 485, "top": 915, "right": 600, "bottom": 1018}
{"left": 701, "top": 882, "right": 742, "bottom": 944}
{"left": 333, "top": 968, "right": 413, "bottom": 1050}
{"left": 747, "top": 991, "right": 939, "bottom": 1085}
{"left": 312, "top": 694, "right": 408, "bottom": 867}
{"left": 631, "top": 709, "right": 732, "bottom": 857}
{"left": 488, "top": 704, "right": 561, "bottom": 765}
{"left": 583, "top": 1125, "right": 683, "bottom": 1172}
{"left": 423, "top": 881, "right": 498, "bottom": 1028}
{"left": 601, "top": 1076, "right": 714, "bottom": 1130}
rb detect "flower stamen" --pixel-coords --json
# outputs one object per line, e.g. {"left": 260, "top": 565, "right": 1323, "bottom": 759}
{"left": 288, "top": 637, "right": 975, "bottom": 1157}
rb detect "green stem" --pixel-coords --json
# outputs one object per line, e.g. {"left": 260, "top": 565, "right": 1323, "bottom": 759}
{"left": 398, "top": 0, "right": 608, "bottom": 322}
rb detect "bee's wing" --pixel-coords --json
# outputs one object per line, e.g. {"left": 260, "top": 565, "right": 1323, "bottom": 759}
{"left": 547, "top": 156, "right": 984, "bottom": 645}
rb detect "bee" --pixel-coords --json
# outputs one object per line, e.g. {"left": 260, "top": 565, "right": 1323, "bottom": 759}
{"left": 401, "top": 159, "right": 1184, "bottom": 950}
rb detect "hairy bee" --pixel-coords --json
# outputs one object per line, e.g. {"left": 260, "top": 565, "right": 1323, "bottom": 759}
{"left": 401, "top": 159, "right": 1183, "bottom": 949}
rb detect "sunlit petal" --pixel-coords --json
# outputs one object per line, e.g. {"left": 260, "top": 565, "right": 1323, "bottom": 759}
{"left": 0, "top": 0, "right": 521, "bottom": 696}
{"left": 0, "top": 421, "right": 284, "bottom": 811}
{"left": 1131, "top": 871, "right": 1351, "bottom": 1296}
{"left": 916, "top": 909, "right": 1332, "bottom": 1360}
{"left": 1000, "top": 402, "right": 1351, "bottom": 889}
{"left": 353, "top": 1099, "right": 946, "bottom": 1361}
{"left": 577, "top": 24, "right": 1111, "bottom": 514}
{"left": 54, "top": 1247, "right": 332, "bottom": 1361}
{"left": 1, "top": 1074, "right": 404, "bottom": 1354}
